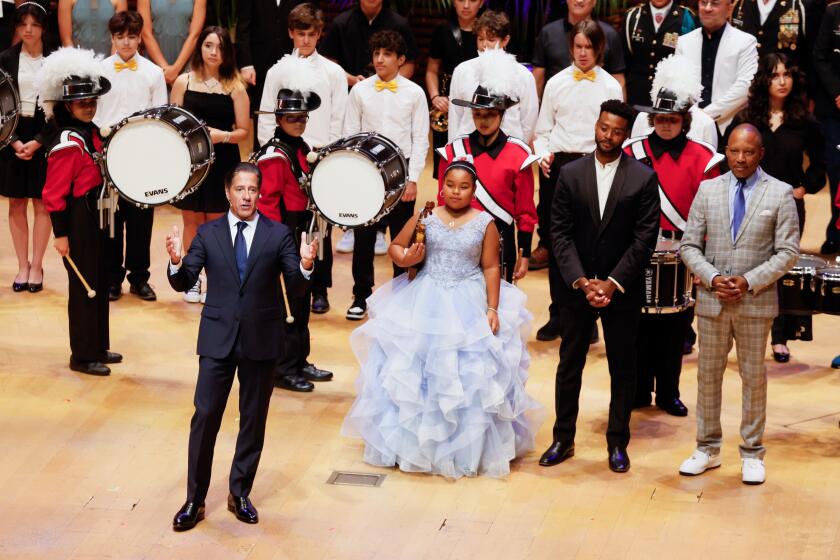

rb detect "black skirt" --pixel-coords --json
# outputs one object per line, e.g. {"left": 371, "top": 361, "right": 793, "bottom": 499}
{"left": 0, "top": 116, "right": 48, "bottom": 199}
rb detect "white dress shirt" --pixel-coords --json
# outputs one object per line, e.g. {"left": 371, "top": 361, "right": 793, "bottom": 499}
{"left": 18, "top": 51, "right": 43, "bottom": 117}
{"left": 169, "top": 211, "right": 312, "bottom": 277}
{"left": 257, "top": 51, "right": 348, "bottom": 149}
{"left": 94, "top": 53, "right": 168, "bottom": 127}
{"left": 534, "top": 65, "right": 623, "bottom": 157}
{"left": 630, "top": 104, "right": 719, "bottom": 150}
{"left": 595, "top": 155, "right": 620, "bottom": 218}
{"left": 756, "top": 0, "right": 777, "bottom": 25}
{"left": 650, "top": 1, "right": 673, "bottom": 32}
{"left": 447, "top": 55, "right": 539, "bottom": 143}
{"left": 343, "top": 74, "right": 429, "bottom": 183}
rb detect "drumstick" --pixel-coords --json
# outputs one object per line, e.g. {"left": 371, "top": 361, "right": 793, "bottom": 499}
{"left": 63, "top": 255, "right": 96, "bottom": 298}
{"left": 279, "top": 273, "right": 294, "bottom": 324}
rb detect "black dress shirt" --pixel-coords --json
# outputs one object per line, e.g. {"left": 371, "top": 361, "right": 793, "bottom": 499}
{"left": 699, "top": 25, "right": 725, "bottom": 108}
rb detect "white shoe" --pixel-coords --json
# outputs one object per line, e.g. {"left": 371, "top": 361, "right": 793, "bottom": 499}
{"left": 374, "top": 231, "right": 388, "bottom": 256}
{"left": 336, "top": 230, "right": 354, "bottom": 253}
{"left": 184, "top": 278, "right": 201, "bottom": 303}
{"left": 678, "top": 449, "right": 721, "bottom": 476}
{"left": 741, "top": 458, "right": 765, "bottom": 485}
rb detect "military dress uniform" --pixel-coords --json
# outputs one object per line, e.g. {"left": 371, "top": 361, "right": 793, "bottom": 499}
{"left": 622, "top": 2, "right": 698, "bottom": 106}
{"left": 730, "top": 0, "right": 807, "bottom": 64}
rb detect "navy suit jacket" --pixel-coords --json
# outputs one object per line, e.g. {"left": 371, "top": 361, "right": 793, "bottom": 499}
{"left": 169, "top": 213, "right": 308, "bottom": 360}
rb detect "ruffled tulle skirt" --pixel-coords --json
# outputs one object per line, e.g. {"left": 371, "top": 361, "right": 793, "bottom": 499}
{"left": 341, "top": 271, "right": 543, "bottom": 479}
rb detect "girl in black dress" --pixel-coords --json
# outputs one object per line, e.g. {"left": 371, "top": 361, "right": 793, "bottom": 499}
{"left": 170, "top": 26, "right": 249, "bottom": 302}
{"left": 725, "top": 53, "right": 827, "bottom": 363}
{"left": 0, "top": 2, "right": 54, "bottom": 292}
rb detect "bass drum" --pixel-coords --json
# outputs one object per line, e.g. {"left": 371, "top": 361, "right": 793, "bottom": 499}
{"left": 777, "top": 254, "right": 826, "bottom": 315}
{"left": 103, "top": 104, "right": 214, "bottom": 207}
{"left": 815, "top": 266, "right": 840, "bottom": 315}
{"left": 0, "top": 67, "right": 20, "bottom": 150}
{"left": 303, "top": 132, "right": 407, "bottom": 228}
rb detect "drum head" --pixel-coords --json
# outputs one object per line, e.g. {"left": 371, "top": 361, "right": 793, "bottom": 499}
{"left": 793, "top": 254, "right": 827, "bottom": 273}
{"left": 105, "top": 119, "right": 191, "bottom": 206}
{"left": 310, "top": 150, "right": 385, "bottom": 227}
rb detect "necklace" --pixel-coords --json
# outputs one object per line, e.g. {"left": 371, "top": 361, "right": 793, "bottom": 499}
{"left": 442, "top": 208, "right": 468, "bottom": 227}
{"left": 202, "top": 76, "right": 220, "bottom": 90}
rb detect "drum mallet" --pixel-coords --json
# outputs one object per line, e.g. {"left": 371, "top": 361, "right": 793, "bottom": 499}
{"left": 63, "top": 255, "right": 96, "bottom": 299}
{"left": 279, "top": 274, "right": 294, "bottom": 324}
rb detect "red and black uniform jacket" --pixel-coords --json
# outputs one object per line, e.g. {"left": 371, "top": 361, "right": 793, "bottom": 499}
{"left": 436, "top": 130, "right": 539, "bottom": 256}
{"left": 255, "top": 129, "right": 311, "bottom": 222}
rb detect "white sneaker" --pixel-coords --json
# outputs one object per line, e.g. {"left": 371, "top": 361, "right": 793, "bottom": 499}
{"left": 741, "top": 458, "right": 765, "bottom": 485}
{"left": 374, "top": 231, "right": 388, "bottom": 256}
{"left": 184, "top": 278, "right": 202, "bottom": 303}
{"left": 678, "top": 449, "right": 721, "bottom": 476}
{"left": 336, "top": 230, "right": 354, "bottom": 253}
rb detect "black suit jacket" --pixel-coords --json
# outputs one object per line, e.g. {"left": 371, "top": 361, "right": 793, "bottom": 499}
{"left": 168, "top": 214, "right": 308, "bottom": 361}
{"left": 235, "top": 0, "right": 313, "bottom": 102}
{"left": 550, "top": 153, "right": 660, "bottom": 309}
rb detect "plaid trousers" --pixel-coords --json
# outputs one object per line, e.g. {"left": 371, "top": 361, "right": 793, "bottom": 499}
{"left": 696, "top": 307, "right": 773, "bottom": 459}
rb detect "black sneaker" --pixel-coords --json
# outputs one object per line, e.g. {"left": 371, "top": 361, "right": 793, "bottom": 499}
{"left": 311, "top": 294, "right": 330, "bottom": 314}
{"left": 346, "top": 300, "right": 367, "bottom": 320}
{"left": 130, "top": 282, "right": 157, "bottom": 301}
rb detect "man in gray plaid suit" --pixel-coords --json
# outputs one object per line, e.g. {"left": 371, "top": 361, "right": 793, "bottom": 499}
{"left": 678, "top": 124, "right": 800, "bottom": 485}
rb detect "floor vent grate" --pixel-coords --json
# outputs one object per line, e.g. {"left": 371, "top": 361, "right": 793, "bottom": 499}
{"left": 326, "top": 471, "right": 386, "bottom": 487}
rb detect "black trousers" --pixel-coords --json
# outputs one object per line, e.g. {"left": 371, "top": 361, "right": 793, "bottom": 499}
{"left": 107, "top": 202, "right": 154, "bottom": 286}
{"left": 311, "top": 225, "right": 333, "bottom": 296}
{"left": 64, "top": 193, "right": 110, "bottom": 362}
{"left": 634, "top": 309, "right": 691, "bottom": 404}
{"left": 275, "top": 210, "right": 314, "bottom": 377}
{"left": 540, "top": 153, "right": 585, "bottom": 318}
{"left": 187, "top": 336, "right": 275, "bottom": 504}
{"left": 553, "top": 304, "right": 640, "bottom": 449}
{"left": 496, "top": 219, "right": 516, "bottom": 283}
{"left": 352, "top": 199, "right": 415, "bottom": 301}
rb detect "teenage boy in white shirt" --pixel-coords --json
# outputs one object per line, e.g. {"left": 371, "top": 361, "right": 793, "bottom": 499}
{"left": 342, "top": 29, "right": 429, "bottom": 320}
{"left": 257, "top": 3, "right": 347, "bottom": 314}
{"left": 95, "top": 10, "right": 167, "bottom": 303}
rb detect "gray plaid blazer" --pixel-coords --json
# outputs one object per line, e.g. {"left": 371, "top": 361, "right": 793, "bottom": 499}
{"left": 680, "top": 170, "right": 800, "bottom": 318}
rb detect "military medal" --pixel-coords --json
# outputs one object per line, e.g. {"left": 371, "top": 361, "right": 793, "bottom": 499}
{"left": 778, "top": 7, "right": 800, "bottom": 50}
{"left": 663, "top": 32, "right": 679, "bottom": 49}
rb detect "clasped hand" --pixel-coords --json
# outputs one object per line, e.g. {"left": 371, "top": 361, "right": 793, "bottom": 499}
{"left": 712, "top": 275, "right": 748, "bottom": 303}
{"left": 579, "top": 278, "right": 615, "bottom": 308}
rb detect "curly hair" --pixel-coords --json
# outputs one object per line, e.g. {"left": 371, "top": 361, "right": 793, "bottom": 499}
{"left": 738, "top": 53, "right": 807, "bottom": 128}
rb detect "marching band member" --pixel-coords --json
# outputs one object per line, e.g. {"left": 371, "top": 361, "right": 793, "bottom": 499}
{"left": 623, "top": 55, "right": 722, "bottom": 416}
{"left": 439, "top": 47, "right": 538, "bottom": 283}
{"left": 254, "top": 56, "right": 334, "bottom": 393}
{"left": 532, "top": 20, "right": 623, "bottom": 341}
{"left": 38, "top": 47, "right": 120, "bottom": 377}
{"left": 95, "top": 10, "right": 167, "bottom": 302}
{"left": 257, "top": 3, "right": 347, "bottom": 315}
{"left": 342, "top": 29, "right": 429, "bottom": 321}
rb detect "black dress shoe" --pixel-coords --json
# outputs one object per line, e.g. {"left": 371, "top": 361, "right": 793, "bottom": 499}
{"left": 656, "top": 397, "right": 688, "bottom": 417}
{"left": 130, "top": 282, "right": 157, "bottom": 301}
{"left": 172, "top": 501, "right": 205, "bottom": 531}
{"left": 28, "top": 281, "right": 43, "bottom": 293}
{"left": 608, "top": 446, "right": 630, "bottom": 473}
{"left": 274, "top": 374, "right": 314, "bottom": 392}
{"left": 311, "top": 294, "right": 330, "bottom": 314}
{"left": 108, "top": 283, "right": 122, "bottom": 301}
{"left": 773, "top": 350, "right": 791, "bottom": 363}
{"left": 12, "top": 281, "right": 29, "bottom": 292}
{"left": 69, "top": 358, "right": 110, "bottom": 376}
{"left": 536, "top": 318, "right": 561, "bottom": 341}
{"left": 100, "top": 351, "right": 123, "bottom": 364}
{"left": 820, "top": 240, "right": 838, "bottom": 255}
{"left": 539, "top": 440, "right": 575, "bottom": 466}
{"left": 227, "top": 494, "right": 258, "bottom": 524}
{"left": 301, "top": 363, "right": 333, "bottom": 382}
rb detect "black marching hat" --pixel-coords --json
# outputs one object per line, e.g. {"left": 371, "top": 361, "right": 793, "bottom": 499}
{"left": 451, "top": 85, "right": 517, "bottom": 112}
{"left": 256, "top": 88, "right": 321, "bottom": 115}
{"left": 633, "top": 87, "right": 686, "bottom": 115}
{"left": 50, "top": 75, "right": 112, "bottom": 102}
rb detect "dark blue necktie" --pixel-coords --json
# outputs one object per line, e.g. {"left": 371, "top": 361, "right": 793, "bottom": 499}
{"left": 234, "top": 221, "right": 248, "bottom": 282}
{"left": 732, "top": 179, "right": 746, "bottom": 241}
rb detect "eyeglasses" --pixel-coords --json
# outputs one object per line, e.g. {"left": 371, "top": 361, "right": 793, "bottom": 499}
{"left": 284, "top": 115, "right": 309, "bottom": 123}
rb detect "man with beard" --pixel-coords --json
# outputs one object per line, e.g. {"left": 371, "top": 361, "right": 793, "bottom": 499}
{"left": 540, "top": 99, "right": 660, "bottom": 473}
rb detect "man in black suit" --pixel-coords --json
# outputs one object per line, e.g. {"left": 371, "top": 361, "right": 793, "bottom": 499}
{"left": 540, "top": 100, "right": 660, "bottom": 473}
{"left": 236, "top": 0, "right": 313, "bottom": 109}
{"left": 167, "top": 163, "right": 318, "bottom": 531}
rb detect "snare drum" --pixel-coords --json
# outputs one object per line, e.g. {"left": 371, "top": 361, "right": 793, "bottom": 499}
{"left": 642, "top": 239, "right": 694, "bottom": 313}
{"left": 103, "top": 105, "right": 213, "bottom": 207}
{"left": 815, "top": 267, "right": 840, "bottom": 315}
{"left": 0, "top": 67, "right": 20, "bottom": 150}
{"left": 777, "top": 254, "right": 826, "bottom": 315}
{"left": 303, "top": 132, "right": 407, "bottom": 228}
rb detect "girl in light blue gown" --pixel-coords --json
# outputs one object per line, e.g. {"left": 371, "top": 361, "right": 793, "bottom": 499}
{"left": 342, "top": 158, "right": 542, "bottom": 479}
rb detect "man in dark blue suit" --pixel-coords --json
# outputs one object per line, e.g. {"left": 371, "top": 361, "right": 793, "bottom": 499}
{"left": 167, "top": 163, "right": 318, "bottom": 531}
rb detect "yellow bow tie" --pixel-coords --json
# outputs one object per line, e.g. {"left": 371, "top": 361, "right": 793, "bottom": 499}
{"left": 374, "top": 79, "right": 398, "bottom": 92}
{"left": 573, "top": 69, "right": 596, "bottom": 82}
{"left": 114, "top": 59, "right": 138, "bottom": 72}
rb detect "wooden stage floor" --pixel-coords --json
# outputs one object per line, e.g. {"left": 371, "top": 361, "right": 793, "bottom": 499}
{"left": 1, "top": 172, "right": 839, "bottom": 559}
